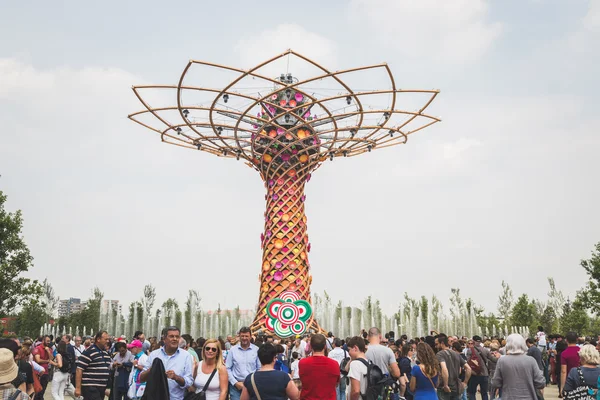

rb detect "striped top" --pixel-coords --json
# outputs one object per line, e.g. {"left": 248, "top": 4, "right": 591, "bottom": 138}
{"left": 76, "top": 344, "right": 111, "bottom": 387}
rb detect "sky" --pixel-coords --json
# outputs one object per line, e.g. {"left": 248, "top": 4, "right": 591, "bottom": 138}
{"left": 0, "top": 0, "right": 599, "bottom": 319}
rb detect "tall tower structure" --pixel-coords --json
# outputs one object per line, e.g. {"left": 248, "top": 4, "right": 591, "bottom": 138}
{"left": 129, "top": 50, "right": 440, "bottom": 337}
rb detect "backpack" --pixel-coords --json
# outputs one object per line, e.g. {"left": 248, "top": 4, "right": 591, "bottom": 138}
{"left": 467, "top": 347, "right": 483, "bottom": 375}
{"left": 340, "top": 349, "right": 351, "bottom": 376}
{"left": 59, "top": 351, "right": 73, "bottom": 373}
{"left": 355, "top": 358, "right": 394, "bottom": 400}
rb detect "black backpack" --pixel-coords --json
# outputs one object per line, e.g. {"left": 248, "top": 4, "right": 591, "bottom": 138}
{"left": 355, "top": 358, "right": 394, "bottom": 400}
{"left": 59, "top": 351, "right": 73, "bottom": 373}
{"left": 340, "top": 348, "right": 351, "bottom": 376}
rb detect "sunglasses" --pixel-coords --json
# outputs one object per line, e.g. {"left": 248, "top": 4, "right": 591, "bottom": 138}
{"left": 205, "top": 347, "right": 218, "bottom": 353}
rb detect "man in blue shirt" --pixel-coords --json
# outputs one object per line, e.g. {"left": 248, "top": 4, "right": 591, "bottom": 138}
{"left": 226, "top": 326, "right": 261, "bottom": 400}
{"left": 140, "top": 326, "right": 193, "bottom": 400}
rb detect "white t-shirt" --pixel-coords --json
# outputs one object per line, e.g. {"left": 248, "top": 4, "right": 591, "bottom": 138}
{"left": 536, "top": 331, "right": 547, "bottom": 347}
{"left": 348, "top": 358, "right": 368, "bottom": 396}
{"left": 328, "top": 347, "right": 347, "bottom": 365}
{"left": 291, "top": 360, "right": 300, "bottom": 379}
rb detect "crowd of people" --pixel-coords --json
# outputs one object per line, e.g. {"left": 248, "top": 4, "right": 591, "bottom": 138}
{"left": 0, "top": 325, "right": 599, "bottom": 400}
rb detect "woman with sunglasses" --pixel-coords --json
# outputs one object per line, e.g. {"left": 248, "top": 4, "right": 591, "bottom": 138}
{"left": 193, "top": 339, "right": 228, "bottom": 400}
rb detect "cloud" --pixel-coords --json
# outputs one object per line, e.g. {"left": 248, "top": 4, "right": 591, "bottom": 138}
{"left": 234, "top": 24, "right": 338, "bottom": 76}
{"left": 348, "top": 0, "right": 502, "bottom": 64}
{"left": 584, "top": 0, "right": 600, "bottom": 32}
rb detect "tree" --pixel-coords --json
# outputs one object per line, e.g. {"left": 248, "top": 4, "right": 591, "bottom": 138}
{"left": 539, "top": 305, "right": 558, "bottom": 334}
{"left": 497, "top": 280, "right": 514, "bottom": 330}
{"left": 510, "top": 294, "right": 535, "bottom": 333}
{"left": 0, "top": 190, "right": 43, "bottom": 316}
{"left": 141, "top": 284, "right": 156, "bottom": 319}
{"left": 580, "top": 242, "right": 600, "bottom": 314}
{"left": 184, "top": 290, "right": 201, "bottom": 334}
{"left": 431, "top": 295, "right": 442, "bottom": 331}
{"left": 420, "top": 296, "right": 429, "bottom": 333}
{"left": 14, "top": 298, "right": 49, "bottom": 337}
{"left": 41, "top": 278, "right": 59, "bottom": 318}
{"left": 547, "top": 277, "right": 565, "bottom": 330}
{"left": 560, "top": 297, "right": 589, "bottom": 335}
{"left": 161, "top": 298, "right": 180, "bottom": 327}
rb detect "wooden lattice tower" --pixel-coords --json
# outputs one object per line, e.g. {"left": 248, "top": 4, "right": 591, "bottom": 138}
{"left": 128, "top": 50, "right": 440, "bottom": 337}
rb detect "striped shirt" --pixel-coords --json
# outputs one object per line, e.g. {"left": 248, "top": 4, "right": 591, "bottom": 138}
{"left": 76, "top": 344, "right": 111, "bottom": 387}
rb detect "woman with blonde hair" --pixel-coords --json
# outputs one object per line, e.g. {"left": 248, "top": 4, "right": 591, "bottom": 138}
{"left": 409, "top": 342, "right": 439, "bottom": 400}
{"left": 192, "top": 339, "right": 228, "bottom": 400}
{"left": 563, "top": 344, "right": 600, "bottom": 396}
{"left": 491, "top": 334, "right": 545, "bottom": 399}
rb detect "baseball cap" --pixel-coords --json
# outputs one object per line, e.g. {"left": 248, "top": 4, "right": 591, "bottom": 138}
{"left": 127, "top": 339, "right": 143, "bottom": 349}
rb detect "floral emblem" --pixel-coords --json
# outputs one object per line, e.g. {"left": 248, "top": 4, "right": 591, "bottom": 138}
{"left": 265, "top": 291, "right": 312, "bottom": 337}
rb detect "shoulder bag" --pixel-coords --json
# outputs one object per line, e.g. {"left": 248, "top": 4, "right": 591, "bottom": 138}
{"left": 184, "top": 366, "right": 217, "bottom": 400}
{"left": 30, "top": 362, "right": 43, "bottom": 394}
{"left": 250, "top": 372, "right": 263, "bottom": 400}
{"left": 564, "top": 367, "right": 595, "bottom": 400}
{"left": 8, "top": 389, "right": 22, "bottom": 400}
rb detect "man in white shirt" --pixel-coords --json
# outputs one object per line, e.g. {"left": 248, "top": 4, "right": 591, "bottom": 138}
{"left": 347, "top": 336, "right": 368, "bottom": 400}
{"left": 328, "top": 339, "right": 348, "bottom": 400}
{"left": 536, "top": 326, "right": 547, "bottom": 350}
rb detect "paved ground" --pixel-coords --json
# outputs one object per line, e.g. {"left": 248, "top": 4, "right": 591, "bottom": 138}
{"left": 43, "top": 383, "right": 561, "bottom": 399}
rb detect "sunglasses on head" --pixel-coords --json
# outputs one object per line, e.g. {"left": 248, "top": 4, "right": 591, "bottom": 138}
{"left": 205, "top": 347, "right": 218, "bottom": 353}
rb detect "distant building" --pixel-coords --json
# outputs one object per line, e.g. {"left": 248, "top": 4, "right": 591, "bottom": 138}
{"left": 101, "top": 300, "right": 122, "bottom": 314}
{"left": 58, "top": 298, "right": 87, "bottom": 317}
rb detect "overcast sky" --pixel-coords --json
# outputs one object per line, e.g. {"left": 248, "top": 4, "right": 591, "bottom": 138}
{"left": 1, "top": 0, "right": 599, "bottom": 318}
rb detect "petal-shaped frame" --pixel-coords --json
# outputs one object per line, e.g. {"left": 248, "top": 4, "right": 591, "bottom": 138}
{"left": 128, "top": 49, "right": 441, "bottom": 176}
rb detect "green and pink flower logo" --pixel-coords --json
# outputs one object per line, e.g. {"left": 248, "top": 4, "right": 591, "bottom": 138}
{"left": 265, "top": 291, "right": 312, "bottom": 337}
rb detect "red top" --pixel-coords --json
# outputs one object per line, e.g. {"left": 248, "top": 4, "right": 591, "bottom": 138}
{"left": 299, "top": 355, "right": 340, "bottom": 400}
{"left": 32, "top": 343, "right": 50, "bottom": 374}
{"left": 562, "top": 345, "right": 581, "bottom": 374}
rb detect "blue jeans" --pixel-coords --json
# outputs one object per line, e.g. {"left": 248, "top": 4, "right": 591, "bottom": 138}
{"left": 336, "top": 377, "right": 347, "bottom": 400}
{"left": 229, "top": 383, "right": 242, "bottom": 400}
{"left": 467, "top": 375, "right": 489, "bottom": 400}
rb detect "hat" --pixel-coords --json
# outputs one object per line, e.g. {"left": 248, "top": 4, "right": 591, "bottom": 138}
{"left": 473, "top": 335, "right": 482, "bottom": 342}
{"left": 127, "top": 340, "right": 143, "bottom": 349}
{"left": 0, "top": 348, "right": 18, "bottom": 385}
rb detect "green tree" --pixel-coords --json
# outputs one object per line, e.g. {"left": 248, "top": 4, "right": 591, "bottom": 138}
{"left": 560, "top": 297, "right": 590, "bottom": 335}
{"left": 141, "top": 284, "right": 156, "bottom": 320}
{"left": 0, "top": 190, "right": 43, "bottom": 316}
{"left": 420, "top": 296, "right": 429, "bottom": 333}
{"left": 510, "top": 294, "right": 535, "bottom": 333}
{"left": 547, "top": 277, "right": 565, "bottom": 330}
{"left": 497, "top": 280, "right": 513, "bottom": 332}
{"left": 539, "top": 305, "right": 558, "bottom": 334}
{"left": 580, "top": 242, "right": 600, "bottom": 314}
{"left": 14, "top": 299, "right": 49, "bottom": 337}
{"left": 41, "top": 278, "right": 59, "bottom": 318}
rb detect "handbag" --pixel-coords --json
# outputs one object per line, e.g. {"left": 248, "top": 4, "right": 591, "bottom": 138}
{"left": 564, "top": 367, "right": 596, "bottom": 400}
{"left": 30, "top": 363, "right": 43, "bottom": 394}
{"left": 184, "top": 367, "right": 217, "bottom": 400}
{"left": 250, "top": 372, "right": 263, "bottom": 400}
